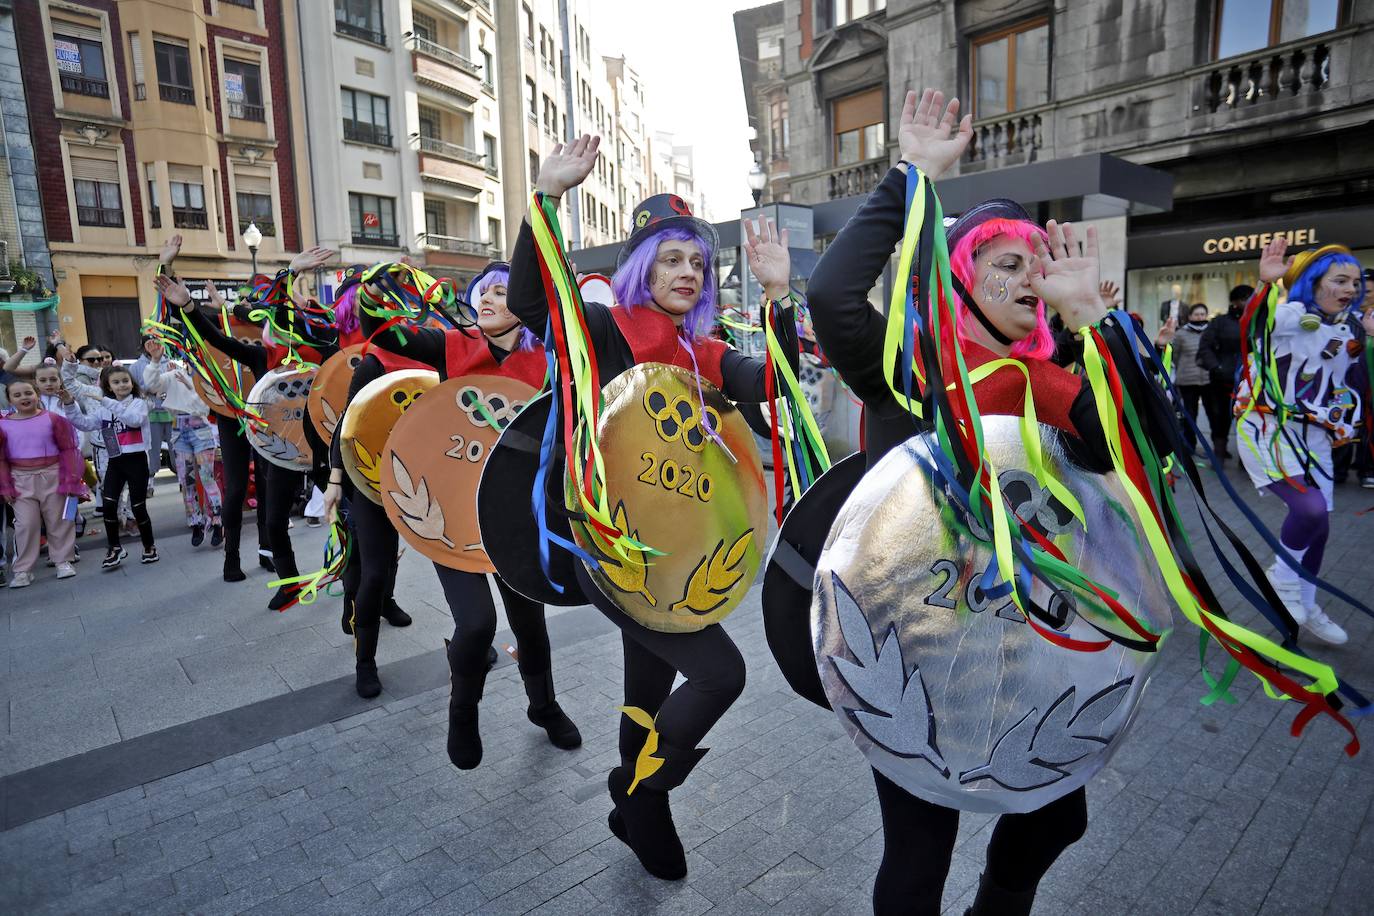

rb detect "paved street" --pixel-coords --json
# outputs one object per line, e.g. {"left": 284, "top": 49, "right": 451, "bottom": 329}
{"left": 3, "top": 460, "right": 1374, "bottom": 914}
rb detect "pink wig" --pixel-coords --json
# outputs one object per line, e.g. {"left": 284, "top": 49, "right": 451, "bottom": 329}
{"left": 948, "top": 217, "right": 1054, "bottom": 360}
{"left": 331, "top": 284, "right": 362, "bottom": 336}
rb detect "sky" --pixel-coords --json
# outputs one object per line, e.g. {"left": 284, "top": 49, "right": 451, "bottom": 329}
{"left": 582, "top": 0, "right": 764, "bottom": 220}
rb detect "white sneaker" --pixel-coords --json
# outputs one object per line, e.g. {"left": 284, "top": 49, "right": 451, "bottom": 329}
{"left": 1267, "top": 567, "right": 1309, "bottom": 625}
{"left": 56, "top": 563, "right": 77, "bottom": 579}
{"left": 8, "top": 571, "right": 33, "bottom": 588}
{"left": 1303, "top": 605, "right": 1348, "bottom": 645}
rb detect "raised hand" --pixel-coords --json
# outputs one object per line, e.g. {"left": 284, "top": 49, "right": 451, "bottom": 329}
{"left": 146, "top": 339, "right": 165, "bottom": 362}
{"left": 1098, "top": 280, "right": 1122, "bottom": 310}
{"left": 1155, "top": 315, "right": 1178, "bottom": 347}
{"left": 290, "top": 246, "right": 335, "bottom": 274}
{"left": 534, "top": 134, "right": 600, "bottom": 198}
{"left": 20, "top": 336, "right": 35, "bottom": 351}
{"left": 205, "top": 279, "right": 225, "bottom": 310}
{"left": 1258, "top": 236, "right": 1290, "bottom": 285}
{"left": 743, "top": 215, "right": 791, "bottom": 301}
{"left": 155, "top": 274, "right": 193, "bottom": 310}
{"left": 1027, "top": 220, "right": 1103, "bottom": 331}
{"left": 898, "top": 88, "right": 974, "bottom": 182}
{"left": 159, "top": 233, "right": 183, "bottom": 266}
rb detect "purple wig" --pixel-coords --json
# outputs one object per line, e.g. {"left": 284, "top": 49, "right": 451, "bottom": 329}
{"left": 332, "top": 284, "right": 362, "bottom": 336}
{"left": 612, "top": 226, "right": 718, "bottom": 339}
{"left": 475, "top": 265, "right": 539, "bottom": 351}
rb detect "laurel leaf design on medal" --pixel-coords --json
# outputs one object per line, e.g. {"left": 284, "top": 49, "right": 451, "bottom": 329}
{"left": 386, "top": 452, "right": 454, "bottom": 548}
{"left": 828, "top": 572, "right": 950, "bottom": 778}
{"left": 669, "top": 529, "right": 753, "bottom": 616}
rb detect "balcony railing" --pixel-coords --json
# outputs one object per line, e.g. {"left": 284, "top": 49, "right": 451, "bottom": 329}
{"left": 222, "top": 0, "right": 256, "bottom": 7}
{"left": 416, "top": 135, "right": 485, "bottom": 165}
{"left": 352, "top": 231, "right": 400, "bottom": 247}
{"left": 134, "top": 82, "right": 146, "bottom": 100}
{"left": 60, "top": 74, "right": 109, "bottom": 98}
{"left": 966, "top": 110, "right": 1043, "bottom": 164}
{"left": 485, "top": 162, "right": 498, "bottom": 178}
{"left": 228, "top": 101, "right": 265, "bottom": 122}
{"left": 408, "top": 34, "right": 481, "bottom": 77}
{"left": 335, "top": 19, "right": 386, "bottom": 45}
{"left": 825, "top": 157, "right": 886, "bottom": 199}
{"left": 173, "top": 208, "right": 209, "bottom": 230}
{"left": 159, "top": 83, "right": 195, "bottom": 104}
{"left": 76, "top": 206, "right": 124, "bottom": 228}
{"left": 1201, "top": 37, "right": 1332, "bottom": 113}
{"left": 238, "top": 218, "right": 275, "bottom": 236}
{"left": 420, "top": 233, "right": 498, "bottom": 257}
{"left": 343, "top": 120, "right": 392, "bottom": 147}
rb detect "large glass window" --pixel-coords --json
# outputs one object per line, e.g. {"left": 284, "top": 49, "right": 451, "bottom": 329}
{"left": 972, "top": 19, "right": 1048, "bottom": 119}
{"left": 53, "top": 31, "right": 108, "bottom": 97}
{"left": 827, "top": 0, "right": 886, "bottom": 29}
{"left": 169, "top": 173, "right": 207, "bottom": 229}
{"left": 236, "top": 190, "right": 274, "bottom": 235}
{"left": 349, "top": 193, "right": 398, "bottom": 246}
{"left": 154, "top": 38, "right": 194, "bottom": 104}
{"left": 73, "top": 177, "right": 122, "bottom": 227}
{"left": 769, "top": 96, "right": 789, "bottom": 160}
{"left": 832, "top": 87, "right": 885, "bottom": 166}
{"left": 1215, "top": 0, "right": 1341, "bottom": 59}
{"left": 222, "top": 58, "right": 263, "bottom": 121}
{"left": 335, "top": 0, "right": 385, "bottom": 44}
{"left": 341, "top": 88, "right": 391, "bottom": 146}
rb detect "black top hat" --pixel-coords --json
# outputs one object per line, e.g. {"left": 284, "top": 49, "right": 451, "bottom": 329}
{"left": 617, "top": 194, "right": 719, "bottom": 268}
{"left": 945, "top": 198, "right": 1034, "bottom": 252}
{"left": 334, "top": 263, "right": 368, "bottom": 301}
{"left": 465, "top": 260, "right": 511, "bottom": 304}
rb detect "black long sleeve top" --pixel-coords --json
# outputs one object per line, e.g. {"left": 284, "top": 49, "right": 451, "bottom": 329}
{"left": 183, "top": 306, "right": 270, "bottom": 378}
{"left": 507, "top": 218, "right": 799, "bottom": 401}
{"left": 806, "top": 166, "right": 1172, "bottom": 472}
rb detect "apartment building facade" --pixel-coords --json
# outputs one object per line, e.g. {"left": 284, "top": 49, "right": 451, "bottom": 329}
{"left": 299, "top": 0, "right": 504, "bottom": 294}
{"left": 738, "top": 0, "right": 1374, "bottom": 331}
{"left": 16, "top": 0, "right": 313, "bottom": 356}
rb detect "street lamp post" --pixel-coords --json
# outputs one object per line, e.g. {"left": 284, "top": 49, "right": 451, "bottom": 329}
{"left": 242, "top": 221, "right": 263, "bottom": 278}
{"left": 747, "top": 161, "right": 767, "bottom": 207}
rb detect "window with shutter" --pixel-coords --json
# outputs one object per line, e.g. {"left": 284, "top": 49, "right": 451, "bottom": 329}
{"left": 168, "top": 165, "right": 207, "bottom": 229}
{"left": 831, "top": 87, "right": 885, "bottom": 165}
{"left": 71, "top": 152, "right": 123, "bottom": 227}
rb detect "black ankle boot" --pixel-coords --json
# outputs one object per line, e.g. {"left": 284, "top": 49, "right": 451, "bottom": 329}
{"left": 522, "top": 670, "right": 581, "bottom": 750}
{"left": 381, "top": 599, "right": 412, "bottom": 627}
{"left": 223, "top": 548, "right": 246, "bottom": 582}
{"left": 607, "top": 740, "right": 707, "bottom": 881}
{"left": 965, "top": 872, "right": 1036, "bottom": 916}
{"left": 354, "top": 624, "right": 382, "bottom": 699}
{"left": 267, "top": 585, "right": 294, "bottom": 611}
{"left": 341, "top": 597, "right": 355, "bottom": 635}
{"left": 446, "top": 638, "right": 487, "bottom": 769}
{"left": 258, "top": 549, "right": 275, "bottom": 572}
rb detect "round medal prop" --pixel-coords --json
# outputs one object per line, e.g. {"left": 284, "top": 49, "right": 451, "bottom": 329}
{"left": 762, "top": 451, "right": 867, "bottom": 709}
{"left": 308, "top": 344, "right": 367, "bottom": 443}
{"left": 568, "top": 363, "right": 768, "bottom": 634}
{"left": 194, "top": 317, "right": 260, "bottom": 419}
{"left": 246, "top": 365, "right": 317, "bottom": 471}
{"left": 813, "top": 417, "right": 1173, "bottom": 814}
{"left": 477, "top": 391, "right": 589, "bottom": 606}
{"left": 340, "top": 369, "right": 439, "bottom": 503}
{"left": 381, "top": 374, "right": 536, "bottom": 570}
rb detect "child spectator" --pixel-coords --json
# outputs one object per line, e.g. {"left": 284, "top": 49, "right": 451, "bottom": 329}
{"left": 0, "top": 379, "right": 84, "bottom": 587}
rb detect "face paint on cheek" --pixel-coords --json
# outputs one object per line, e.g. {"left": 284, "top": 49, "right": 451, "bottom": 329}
{"left": 982, "top": 268, "right": 1010, "bottom": 305}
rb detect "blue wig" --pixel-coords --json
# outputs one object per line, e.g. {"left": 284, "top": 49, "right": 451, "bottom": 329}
{"left": 612, "top": 226, "right": 718, "bottom": 339}
{"left": 1288, "top": 251, "right": 1366, "bottom": 313}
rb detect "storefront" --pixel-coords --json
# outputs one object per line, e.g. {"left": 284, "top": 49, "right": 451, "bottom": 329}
{"left": 1127, "top": 208, "right": 1374, "bottom": 334}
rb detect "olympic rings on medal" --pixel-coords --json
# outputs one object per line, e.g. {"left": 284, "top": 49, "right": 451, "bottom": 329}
{"left": 964, "top": 469, "right": 1078, "bottom": 541}
{"left": 389, "top": 386, "right": 427, "bottom": 412}
{"left": 644, "top": 386, "right": 722, "bottom": 452}
{"left": 456, "top": 385, "right": 525, "bottom": 430}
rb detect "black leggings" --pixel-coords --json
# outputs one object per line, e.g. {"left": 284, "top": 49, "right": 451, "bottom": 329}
{"left": 872, "top": 769, "right": 1087, "bottom": 915}
{"left": 573, "top": 563, "right": 746, "bottom": 766}
{"left": 103, "top": 452, "right": 154, "bottom": 550}
{"left": 262, "top": 461, "right": 303, "bottom": 580}
{"left": 346, "top": 490, "right": 400, "bottom": 634}
{"left": 216, "top": 414, "right": 268, "bottom": 555}
{"left": 435, "top": 564, "right": 549, "bottom": 677}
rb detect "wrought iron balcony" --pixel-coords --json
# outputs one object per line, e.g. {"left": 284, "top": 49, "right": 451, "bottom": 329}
{"left": 343, "top": 120, "right": 392, "bottom": 147}
{"left": 335, "top": 19, "right": 386, "bottom": 46}
{"left": 60, "top": 74, "right": 109, "bottom": 98}
{"left": 408, "top": 34, "right": 481, "bottom": 77}
{"left": 159, "top": 83, "right": 195, "bottom": 105}
{"left": 173, "top": 208, "right": 209, "bottom": 230}
{"left": 352, "top": 231, "right": 400, "bottom": 247}
{"left": 228, "top": 101, "right": 265, "bottom": 122}
{"left": 420, "top": 233, "right": 499, "bottom": 257}
{"left": 415, "top": 135, "right": 484, "bottom": 165}
{"left": 238, "top": 218, "right": 275, "bottom": 236}
{"left": 76, "top": 206, "right": 124, "bottom": 228}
